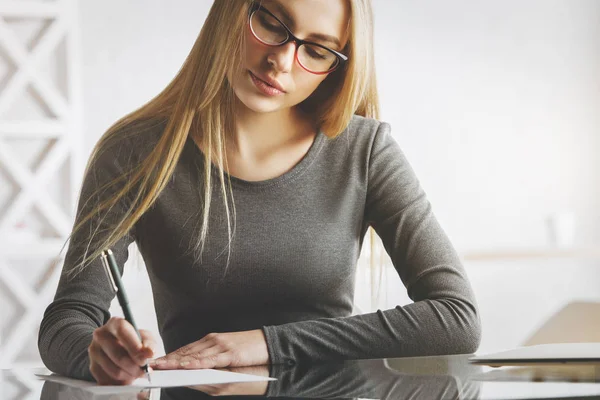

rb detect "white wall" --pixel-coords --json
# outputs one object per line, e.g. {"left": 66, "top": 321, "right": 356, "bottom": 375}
{"left": 374, "top": 0, "right": 600, "bottom": 251}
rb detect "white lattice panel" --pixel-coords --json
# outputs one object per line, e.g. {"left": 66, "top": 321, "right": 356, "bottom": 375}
{"left": 0, "top": 0, "right": 82, "bottom": 368}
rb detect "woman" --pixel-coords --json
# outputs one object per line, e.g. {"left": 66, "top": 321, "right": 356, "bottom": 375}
{"left": 38, "top": 0, "right": 481, "bottom": 385}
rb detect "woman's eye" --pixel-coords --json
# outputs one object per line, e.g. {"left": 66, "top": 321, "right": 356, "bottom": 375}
{"left": 259, "top": 16, "right": 282, "bottom": 31}
{"left": 307, "top": 48, "right": 327, "bottom": 59}
{"left": 265, "top": 23, "right": 282, "bottom": 32}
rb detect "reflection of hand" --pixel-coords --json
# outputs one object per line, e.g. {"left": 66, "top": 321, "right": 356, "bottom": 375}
{"left": 217, "top": 364, "right": 270, "bottom": 377}
{"left": 189, "top": 380, "right": 268, "bottom": 396}
{"left": 185, "top": 364, "right": 270, "bottom": 396}
{"left": 136, "top": 389, "right": 151, "bottom": 400}
{"left": 148, "top": 330, "right": 269, "bottom": 370}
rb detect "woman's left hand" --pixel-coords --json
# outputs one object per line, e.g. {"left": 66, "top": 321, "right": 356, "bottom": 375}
{"left": 148, "top": 329, "right": 270, "bottom": 369}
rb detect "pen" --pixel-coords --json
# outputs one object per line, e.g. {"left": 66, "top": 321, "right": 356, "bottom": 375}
{"left": 100, "top": 249, "right": 152, "bottom": 384}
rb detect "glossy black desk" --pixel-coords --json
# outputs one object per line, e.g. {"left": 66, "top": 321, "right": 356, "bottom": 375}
{"left": 2, "top": 354, "right": 600, "bottom": 399}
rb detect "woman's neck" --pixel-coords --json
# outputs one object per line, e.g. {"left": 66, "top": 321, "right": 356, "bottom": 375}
{"left": 231, "top": 107, "right": 315, "bottom": 162}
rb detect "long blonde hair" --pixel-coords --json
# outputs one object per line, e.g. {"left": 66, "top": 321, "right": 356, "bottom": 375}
{"left": 62, "top": 0, "right": 384, "bottom": 301}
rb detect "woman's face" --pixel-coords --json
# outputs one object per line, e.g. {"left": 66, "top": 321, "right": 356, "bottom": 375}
{"left": 231, "top": 0, "right": 349, "bottom": 114}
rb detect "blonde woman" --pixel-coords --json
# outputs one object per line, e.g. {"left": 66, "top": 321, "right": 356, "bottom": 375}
{"left": 38, "top": 0, "right": 481, "bottom": 385}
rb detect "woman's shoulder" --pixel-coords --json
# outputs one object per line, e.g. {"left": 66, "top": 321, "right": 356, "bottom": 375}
{"left": 93, "top": 117, "right": 169, "bottom": 171}
{"left": 103, "top": 117, "right": 168, "bottom": 151}
{"left": 324, "top": 114, "right": 392, "bottom": 156}
{"left": 349, "top": 114, "right": 390, "bottom": 137}
{"left": 348, "top": 113, "right": 383, "bottom": 129}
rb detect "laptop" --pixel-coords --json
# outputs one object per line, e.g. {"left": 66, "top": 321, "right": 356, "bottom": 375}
{"left": 469, "top": 342, "right": 600, "bottom": 367}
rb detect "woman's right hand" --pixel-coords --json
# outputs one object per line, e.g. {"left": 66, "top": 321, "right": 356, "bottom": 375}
{"left": 88, "top": 316, "right": 156, "bottom": 385}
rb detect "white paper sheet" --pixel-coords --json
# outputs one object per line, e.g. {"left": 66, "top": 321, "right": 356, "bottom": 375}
{"left": 36, "top": 369, "right": 276, "bottom": 394}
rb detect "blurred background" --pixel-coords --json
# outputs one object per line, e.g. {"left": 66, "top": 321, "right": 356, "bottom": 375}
{"left": 0, "top": 0, "right": 599, "bottom": 370}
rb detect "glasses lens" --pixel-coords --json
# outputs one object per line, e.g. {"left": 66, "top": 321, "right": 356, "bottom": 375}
{"left": 250, "top": 8, "right": 339, "bottom": 74}
{"left": 298, "top": 44, "right": 338, "bottom": 73}
{"left": 251, "top": 9, "right": 287, "bottom": 45}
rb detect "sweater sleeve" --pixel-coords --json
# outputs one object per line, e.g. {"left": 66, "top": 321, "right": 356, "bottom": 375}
{"left": 38, "top": 144, "right": 136, "bottom": 381}
{"left": 262, "top": 121, "right": 481, "bottom": 365}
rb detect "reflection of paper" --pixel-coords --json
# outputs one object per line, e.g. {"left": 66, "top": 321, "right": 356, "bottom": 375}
{"left": 37, "top": 369, "right": 275, "bottom": 394}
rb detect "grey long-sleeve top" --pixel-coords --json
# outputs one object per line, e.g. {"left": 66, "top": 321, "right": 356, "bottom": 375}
{"left": 38, "top": 114, "right": 481, "bottom": 381}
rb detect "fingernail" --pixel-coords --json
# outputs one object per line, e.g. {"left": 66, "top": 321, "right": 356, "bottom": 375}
{"left": 155, "top": 359, "right": 166, "bottom": 365}
{"left": 180, "top": 361, "right": 190, "bottom": 366}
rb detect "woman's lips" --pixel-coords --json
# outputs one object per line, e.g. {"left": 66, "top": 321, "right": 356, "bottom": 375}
{"left": 249, "top": 70, "right": 285, "bottom": 96}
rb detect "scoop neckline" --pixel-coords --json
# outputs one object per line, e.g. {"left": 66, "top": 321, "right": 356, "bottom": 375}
{"left": 186, "top": 129, "right": 326, "bottom": 189}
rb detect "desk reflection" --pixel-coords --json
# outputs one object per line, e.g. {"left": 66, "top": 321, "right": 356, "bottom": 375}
{"left": 40, "top": 357, "right": 482, "bottom": 399}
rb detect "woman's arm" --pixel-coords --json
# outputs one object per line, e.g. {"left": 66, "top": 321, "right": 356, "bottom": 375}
{"left": 38, "top": 145, "right": 137, "bottom": 381}
{"left": 261, "top": 121, "right": 481, "bottom": 365}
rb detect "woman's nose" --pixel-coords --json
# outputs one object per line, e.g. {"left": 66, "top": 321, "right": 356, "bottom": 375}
{"left": 267, "top": 41, "right": 297, "bottom": 73}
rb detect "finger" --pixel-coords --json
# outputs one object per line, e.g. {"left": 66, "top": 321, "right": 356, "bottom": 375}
{"left": 139, "top": 330, "right": 157, "bottom": 356}
{"left": 94, "top": 329, "right": 146, "bottom": 377}
{"left": 148, "top": 356, "right": 182, "bottom": 370}
{"left": 150, "top": 342, "right": 221, "bottom": 370}
{"left": 179, "top": 351, "right": 233, "bottom": 369}
{"left": 105, "top": 318, "right": 147, "bottom": 364}
{"left": 177, "top": 333, "right": 220, "bottom": 356}
{"left": 149, "top": 347, "right": 207, "bottom": 369}
{"left": 90, "top": 360, "right": 127, "bottom": 385}
{"left": 186, "top": 344, "right": 221, "bottom": 361}
{"left": 177, "top": 338, "right": 214, "bottom": 356}
{"left": 91, "top": 344, "right": 139, "bottom": 384}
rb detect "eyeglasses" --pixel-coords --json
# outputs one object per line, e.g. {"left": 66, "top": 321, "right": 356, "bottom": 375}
{"left": 247, "top": 1, "right": 348, "bottom": 75}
